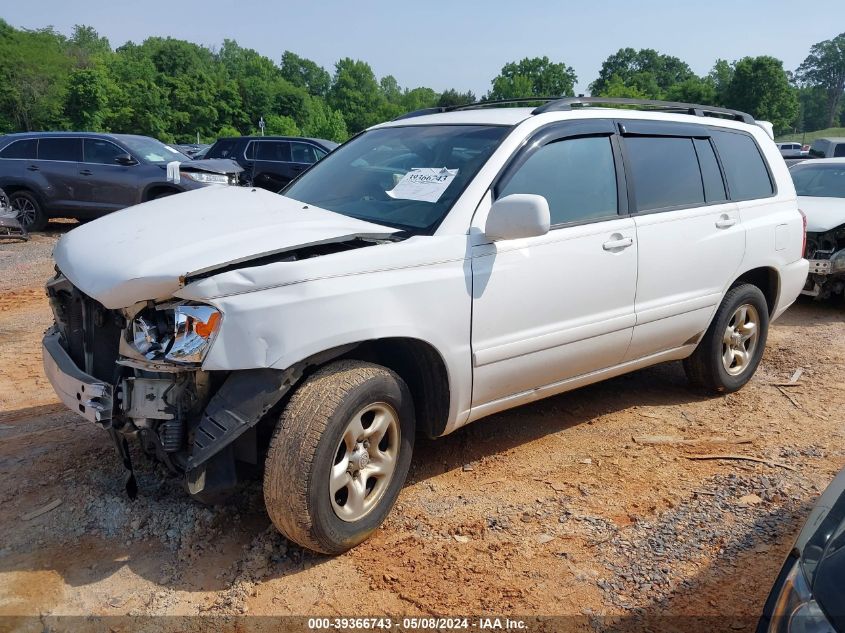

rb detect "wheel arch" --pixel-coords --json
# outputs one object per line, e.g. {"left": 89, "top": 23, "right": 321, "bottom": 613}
{"left": 143, "top": 183, "right": 182, "bottom": 201}
{"left": 729, "top": 266, "right": 780, "bottom": 316}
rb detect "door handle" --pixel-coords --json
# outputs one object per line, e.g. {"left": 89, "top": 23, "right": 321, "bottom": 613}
{"left": 79, "top": 169, "right": 93, "bottom": 176}
{"left": 715, "top": 215, "right": 737, "bottom": 229}
{"left": 602, "top": 235, "right": 634, "bottom": 251}
{"left": 26, "top": 165, "right": 39, "bottom": 172}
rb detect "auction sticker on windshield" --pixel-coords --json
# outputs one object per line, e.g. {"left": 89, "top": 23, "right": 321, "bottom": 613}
{"left": 387, "top": 167, "right": 458, "bottom": 203}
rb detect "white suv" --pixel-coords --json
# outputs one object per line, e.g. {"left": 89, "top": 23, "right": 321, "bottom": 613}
{"left": 43, "top": 98, "right": 808, "bottom": 553}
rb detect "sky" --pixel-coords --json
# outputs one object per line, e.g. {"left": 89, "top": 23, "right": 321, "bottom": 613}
{"left": 3, "top": 1, "right": 845, "bottom": 96}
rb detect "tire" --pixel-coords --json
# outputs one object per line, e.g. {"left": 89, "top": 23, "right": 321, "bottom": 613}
{"left": 264, "top": 360, "right": 415, "bottom": 554}
{"left": 9, "top": 191, "right": 47, "bottom": 231}
{"left": 684, "top": 283, "right": 769, "bottom": 394}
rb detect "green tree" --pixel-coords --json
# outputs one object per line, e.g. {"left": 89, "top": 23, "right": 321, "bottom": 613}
{"left": 796, "top": 86, "right": 831, "bottom": 132}
{"left": 796, "top": 33, "right": 845, "bottom": 128}
{"left": 64, "top": 66, "right": 112, "bottom": 129}
{"left": 302, "top": 98, "right": 348, "bottom": 141}
{"left": 708, "top": 59, "right": 735, "bottom": 105}
{"left": 0, "top": 22, "right": 72, "bottom": 131}
{"left": 724, "top": 56, "right": 798, "bottom": 133}
{"left": 593, "top": 75, "right": 648, "bottom": 99}
{"left": 488, "top": 56, "right": 577, "bottom": 99}
{"left": 437, "top": 89, "right": 475, "bottom": 107}
{"left": 259, "top": 114, "right": 300, "bottom": 136}
{"left": 280, "top": 50, "right": 331, "bottom": 97}
{"left": 665, "top": 77, "right": 718, "bottom": 104}
{"left": 591, "top": 48, "right": 694, "bottom": 99}
{"left": 328, "top": 58, "right": 385, "bottom": 133}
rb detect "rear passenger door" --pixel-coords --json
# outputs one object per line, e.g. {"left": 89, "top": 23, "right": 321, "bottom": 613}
{"left": 621, "top": 121, "right": 744, "bottom": 361}
{"left": 253, "top": 140, "right": 294, "bottom": 191}
{"left": 35, "top": 137, "right": 83, "bottom": 211}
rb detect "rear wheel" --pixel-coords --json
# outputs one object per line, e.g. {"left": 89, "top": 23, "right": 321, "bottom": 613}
{"left": 264, "top": 360, "right": 415, "bottom": 554}
{"left": 684, "top": 283, "right": 769, "bottom": 394}
{"left": 9, "top": 191, "right": 46, "bottom": 231}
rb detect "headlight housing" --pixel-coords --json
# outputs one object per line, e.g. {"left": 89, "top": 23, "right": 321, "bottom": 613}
{"left": 182, "top": 171, "right": 231, "bottom": 185}
{"left": 767, "top": 559, "right": 834, "bottom": 633}
{"left": 130, "top": 304, "right": 221, "bottom": 365}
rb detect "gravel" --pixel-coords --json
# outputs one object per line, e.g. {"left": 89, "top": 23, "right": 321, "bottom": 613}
{"left": 595, "top": 471, "right": 813, "bottom": 613}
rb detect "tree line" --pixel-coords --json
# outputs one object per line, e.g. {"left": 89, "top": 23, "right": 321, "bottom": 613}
{"left": 0, "top": 19, "right": 843, "bottom": 143}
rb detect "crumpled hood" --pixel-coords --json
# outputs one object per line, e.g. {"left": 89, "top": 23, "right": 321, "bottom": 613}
{"left": 798, "top": 196, "right": 845, "bottom": 233}
{"left": 54, "top": 187, "right": 398, "bottom": 309}
{"left": 175, "top": 158, "right": 242, "bottom": 175}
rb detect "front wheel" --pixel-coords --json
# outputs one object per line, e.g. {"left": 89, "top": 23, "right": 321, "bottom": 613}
{"left": 264, "top": 360, "right": 415, "bottom": 554}
{"left": 684, "top": 283, "right": 769, "bottom": 394}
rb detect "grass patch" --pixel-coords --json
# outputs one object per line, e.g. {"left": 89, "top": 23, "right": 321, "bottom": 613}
{"left": 776, "top": 127, "right": 845, "bottom": 143}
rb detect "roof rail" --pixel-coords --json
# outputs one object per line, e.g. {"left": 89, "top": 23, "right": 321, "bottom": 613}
{"left": 531, "top": 97, "right": 756, "bottom": 124}
{"left": 392, "top": 97, "right": 560, "bottom": 121}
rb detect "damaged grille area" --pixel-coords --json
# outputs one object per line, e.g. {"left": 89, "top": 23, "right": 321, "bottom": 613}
{"left": 46, "top": 274, "right": 124, "bottom": 383}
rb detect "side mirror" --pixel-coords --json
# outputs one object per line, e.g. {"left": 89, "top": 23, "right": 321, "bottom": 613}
{"left": 484, "top": 194, "right": 550, "bottom": 241}
{"left": 115, "top": 154, "right": 137, "bottom": 166}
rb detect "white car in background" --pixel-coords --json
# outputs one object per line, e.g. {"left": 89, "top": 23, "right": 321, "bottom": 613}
{"left": 776, "top": 141, "right": 805, "bottom": 159}
{"left": 42, "top": 97, "right": 807, "bottom": 554}
{"left": 791, "top": 158, "right": 845, "bottom": 298}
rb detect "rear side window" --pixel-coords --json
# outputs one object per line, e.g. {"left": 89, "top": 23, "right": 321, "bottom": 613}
{"left": 711, "top": 130, "right": 773, "bottom": 201}
{"left": 257, "top": 141, "right": 292, "bottom": 162}
{"left": 694, "top": 138, "right": 727, "bottom": 203}
{"left": 835, "top": 144, "right": 845, "bottom": 158}
{"left": 625, "top": 136, "right": 704, "bottom": 211}
{"left": 0, "top": 139, "right": 38, "bottom": 159}
{"left": 499, "top": 135, "right": 618, "bottom": 225}
{"left": 38, "top": 138, "right": 82, "bottom": 162}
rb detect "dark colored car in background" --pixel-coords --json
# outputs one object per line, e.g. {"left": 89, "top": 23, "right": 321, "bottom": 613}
{"left": 758, "top": 467, "right": 845, "bottom": 632}
{"left": 204, "top": 135, "right": 338, "bottom": 191}
{"left": 0, "top": 132, "right": 242, "bottom": 230}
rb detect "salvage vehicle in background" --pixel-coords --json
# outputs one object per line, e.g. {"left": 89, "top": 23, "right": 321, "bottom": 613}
{"left": 0, "top": 187, "right": 27, "bottom": 241}
{"left": 42, "top": 98, "right": 807, "bottom": 554}
{"left": 757, "top": 466, "right": 845, "bottom": 633}
{"left": 0, "top": 132, "right": 242, "bottom": 231}
{"left": 809, "top": 137, "right": 845, "bottom": 159}
{"left": 204, "top": 135, "right": 337, "bottom": 191}
{"left": 791, "top": 159, "right": 845, "bottom": 299}
{"left": 776, "top": 142, "right": 805, "bottom": 159}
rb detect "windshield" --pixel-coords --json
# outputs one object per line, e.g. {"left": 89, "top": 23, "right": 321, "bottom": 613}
{"left": 117, "top": 136, "right": 190, "bottom": 164}
{"left": 282, "top": 125, "right": 509, "bottom": 233}
{"left": 791, "top": 164, "right": 845, "bottom": 199}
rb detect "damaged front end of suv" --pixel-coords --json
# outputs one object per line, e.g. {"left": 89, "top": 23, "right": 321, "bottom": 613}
{"left": 803, "top": 224, "right": 845, "bottom": 299}
{"left": 41, "top": 185, "right": 400, "bottom": 502}
{"left": 791, "top": 160, "right": 845, "bottom": 299}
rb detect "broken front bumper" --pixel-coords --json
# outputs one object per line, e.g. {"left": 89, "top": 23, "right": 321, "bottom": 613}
{"left": 42, "top": 329, "right": 113, "bottom": 425}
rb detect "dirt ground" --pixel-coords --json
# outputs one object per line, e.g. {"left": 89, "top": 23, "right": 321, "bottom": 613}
{"left": 0, "top": 224, "right": 843, "bottom": 632}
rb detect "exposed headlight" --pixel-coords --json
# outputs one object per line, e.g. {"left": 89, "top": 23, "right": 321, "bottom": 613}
{"left": 130, "top": 304, "right": 221, "bottom": 365}
{"left": 182, "top": 171, "right": 230, "bottom": 185}
{"left": 767, "top": 559, "right": 833, "bottom": 633}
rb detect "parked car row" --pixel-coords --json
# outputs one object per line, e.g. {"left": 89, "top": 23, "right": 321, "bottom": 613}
{"left": 0, "top": 132, "right": 336, "bottom": 230}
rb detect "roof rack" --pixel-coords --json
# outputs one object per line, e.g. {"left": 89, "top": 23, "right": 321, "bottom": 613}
{"left": 393, "top": 97, "right": 756, "bottom": 125}
{"left": 392, "top": 97, "right": 561, "bottom": 121}
{"left": 530, "top": 97, "right": 756, "bottom": 124}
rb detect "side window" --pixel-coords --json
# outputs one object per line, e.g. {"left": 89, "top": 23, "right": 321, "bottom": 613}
{"left": 711, "top": 130, "right": 774, "bottom": 201}
{"left": 244, "top": 141, "right": 255, "bottom": 160}
{"left": 291, "top": 142, "right": 319, "bottom": 163}
{"left": 257, "top": 141, "right": 291, "bottom": 162}
{"left": 83, "top": 139, "right": 125, "bottom": 165}
{"left": 38, "top": 138, "right": 82, "bottom": 162}
{"left": 314, "top": 147, "right": 328, "bottom": 160}
{"left": 625, "top": 136, "right": 704, "bottom": 211}
{"left": 835, "top": 144, "right": 845, "bottom": 158}
{"left": 498, "top": 136, "right": 618, "bottom": 225}
{"left": 693, "top": 138, "right": 727, "bottom": 203}
{"left": 0, "top": 139, "right": 38, "bottom": 159}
